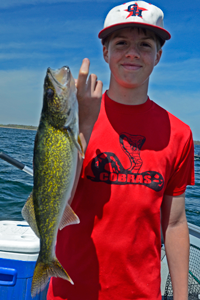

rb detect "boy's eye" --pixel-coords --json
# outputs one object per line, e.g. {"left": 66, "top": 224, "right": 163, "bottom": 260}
{"left": 141, "top": 42, "right": 151, "bottom": 47}
{"left": 116, "top": 40, "right": 127, "bottom": 46}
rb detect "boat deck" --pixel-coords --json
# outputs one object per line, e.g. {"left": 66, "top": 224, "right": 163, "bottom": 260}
{"left": 161, "top": 222, "right": 200, "bottom": 298}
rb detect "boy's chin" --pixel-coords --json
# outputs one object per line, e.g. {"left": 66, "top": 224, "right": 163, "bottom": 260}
{"left": 117, "top": 80, "right": 147, "bottom": 90}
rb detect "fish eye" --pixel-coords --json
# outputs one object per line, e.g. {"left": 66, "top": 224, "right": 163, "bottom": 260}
{"left": 46, "top": 88, "right": 54, "bottom": 99}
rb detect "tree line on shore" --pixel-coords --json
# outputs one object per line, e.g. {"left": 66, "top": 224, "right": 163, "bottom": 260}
{"left": 0, "top": 124, "right": 37, "bottom": 130}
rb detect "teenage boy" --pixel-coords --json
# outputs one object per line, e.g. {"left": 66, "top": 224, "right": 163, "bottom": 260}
{"left": 47, "top": 1, "right": 195, "bottom": 300}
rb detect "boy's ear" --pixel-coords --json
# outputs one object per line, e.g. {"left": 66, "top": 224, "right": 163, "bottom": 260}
{"left": 103, "top": 45, "right": 109, "bottom": 63}
{"left": 154, "top": 49, "right": 162, "bottom": 66}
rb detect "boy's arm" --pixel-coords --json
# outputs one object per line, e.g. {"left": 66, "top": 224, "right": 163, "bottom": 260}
{"left": 161, "top": 193, "right": 189, "bottom": 300}
{"left": 68, "top": 58, "right": 103, "bottom": 205}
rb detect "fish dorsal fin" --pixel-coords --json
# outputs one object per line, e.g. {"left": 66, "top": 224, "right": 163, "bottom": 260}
{"left": 59, "top": 204, "right": 80, "bottom": 230}
{"left": 22, "top": 192, "right": 40, "bottom": 238}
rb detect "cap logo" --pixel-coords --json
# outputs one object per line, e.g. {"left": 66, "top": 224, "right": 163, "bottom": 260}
{"left": 125, "top": 3, "right": 147, "bottom": 19}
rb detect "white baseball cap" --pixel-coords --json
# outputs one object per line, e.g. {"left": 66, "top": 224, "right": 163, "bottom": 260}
{"left": 98, "top": 1, "right": 171, "bottom": 45}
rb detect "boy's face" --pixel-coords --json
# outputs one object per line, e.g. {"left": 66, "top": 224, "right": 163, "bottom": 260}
{"left": 103, "top": 27, "right": 162, "bottom": 91}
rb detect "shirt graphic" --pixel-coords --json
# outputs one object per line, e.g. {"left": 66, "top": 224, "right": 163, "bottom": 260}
{"left": 87, "top": 133, "right": 164, "bottom": 192}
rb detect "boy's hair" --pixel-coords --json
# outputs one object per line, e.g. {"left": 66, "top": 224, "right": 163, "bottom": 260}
{"left": 102, "top": 27, "right": 163, "bottom": 52}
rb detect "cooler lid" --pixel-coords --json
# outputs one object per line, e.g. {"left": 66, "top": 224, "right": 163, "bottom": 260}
{"left": 0, "top": 220, "right": 40, "bottom": 254}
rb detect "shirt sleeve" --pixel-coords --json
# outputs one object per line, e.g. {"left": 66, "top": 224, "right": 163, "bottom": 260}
{"left": 164, "top": 129, "right": 195, "bottom": 196}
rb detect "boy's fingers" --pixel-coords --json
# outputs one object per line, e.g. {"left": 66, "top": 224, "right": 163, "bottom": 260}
{"left": 87, "top": 74, "right": 103, "bottom": 97}
{"left": 88, "top": 74, "right": 98, "bottom": 92}
{"left": 77, "top": 58, "right": 90, "bottom": 92}
{"left": 95, "top": 80, "right": 103, "bottom": 95}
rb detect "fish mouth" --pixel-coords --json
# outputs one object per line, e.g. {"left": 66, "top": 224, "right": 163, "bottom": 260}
{"left": 47, "top": 66, "right": 71, "bottom": 89}
{"left": 46, "top": 66, "right": 76, "bottom": 118}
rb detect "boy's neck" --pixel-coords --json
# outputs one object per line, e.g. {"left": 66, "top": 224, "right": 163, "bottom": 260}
{"left": 107, "top": 80, "right": 149, "bottom": 105}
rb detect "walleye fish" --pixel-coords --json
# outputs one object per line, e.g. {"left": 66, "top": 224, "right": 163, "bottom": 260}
{"left": 22, "top": 66, "right": 83, "bottom": 297}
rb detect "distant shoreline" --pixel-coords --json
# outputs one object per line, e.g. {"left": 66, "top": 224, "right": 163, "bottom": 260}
{"left": 0, "top": 125, "right": 37, "bottom": 131}
{"left": 0, "top": 125, "right": 200, "bottom": 145}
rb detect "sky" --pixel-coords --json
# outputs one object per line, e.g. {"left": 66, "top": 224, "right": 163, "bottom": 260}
{"left": 0, "top": 0, "right": 199, "bottom": 140}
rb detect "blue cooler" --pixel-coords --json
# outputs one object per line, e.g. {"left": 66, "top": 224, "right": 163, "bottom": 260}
{"left": 0, "top": 220, "right": 48, "bottom": 300}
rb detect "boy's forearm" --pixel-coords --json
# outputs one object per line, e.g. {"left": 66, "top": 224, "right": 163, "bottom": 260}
{"left": 164, "top": 219, "right": 189, "bottom": 300}
{"left": 79, "top": 124, "right": 94, "bottom": 148}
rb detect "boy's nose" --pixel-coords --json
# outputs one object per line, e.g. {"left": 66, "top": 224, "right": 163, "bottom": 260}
{"left": 125, "top": 45, "right": 140, "bottom": 59}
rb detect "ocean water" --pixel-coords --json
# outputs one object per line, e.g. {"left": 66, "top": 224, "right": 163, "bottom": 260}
{"left": 0, "top": 127, "right": 200, "bottom": 226}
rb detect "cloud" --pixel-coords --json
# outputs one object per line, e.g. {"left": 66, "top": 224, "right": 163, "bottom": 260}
{"left": 151, "top": 58, "right": 200, "bottom": 90}
{"left": 0, "top": 17, "right": 100, "bottom": 36}
{"left": 0, "top": 38, "right": 85, "bottom": 62}
{"left": 0, "top": 53, "right": 54, "bottom": 60}
{"left": 0, "top": 0, "right": 117, "bottom": 9}
{"left": 0, "top": 69, "right": 44, "bottom": 126}
{"left": 0, "top": 41, "right": 84, "bottom": 51}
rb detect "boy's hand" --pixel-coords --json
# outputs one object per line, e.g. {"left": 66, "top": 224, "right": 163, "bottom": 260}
{"left": 76, "top": 58, "right": 103, "bottom": 147}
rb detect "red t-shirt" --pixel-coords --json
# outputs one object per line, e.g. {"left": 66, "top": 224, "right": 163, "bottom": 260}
{"left": 47, "top": 92, "right": 195, "bottom": 300}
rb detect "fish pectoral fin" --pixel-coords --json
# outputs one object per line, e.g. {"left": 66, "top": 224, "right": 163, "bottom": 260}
{"left": 31, "top": 256, "right": 73, "bottom": 298}
{"left": 59, "top": 204, "right": 80, "bottom": 230}
{"left": 64, "top": 126, "right": 85, "bottom": 158}
{"left": 21, "top": 192, "right": 40, "bottom": 238}
{"left": 78, "top": 134, "right": 85, "bottom": 159}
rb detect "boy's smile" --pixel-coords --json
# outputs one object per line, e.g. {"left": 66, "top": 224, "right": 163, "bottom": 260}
{"left": 121, "top": 63, "right": 142, "bottom": 71}
{"left": 103, "top": 27, "right": 162, "bottom": 101}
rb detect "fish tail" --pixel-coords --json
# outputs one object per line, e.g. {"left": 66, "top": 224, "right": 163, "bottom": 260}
{"left": 31, "top": 256, "right": 73, "bottom": 297}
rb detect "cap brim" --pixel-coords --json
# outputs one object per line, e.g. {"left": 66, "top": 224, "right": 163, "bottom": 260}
{"left": 98, "top": 22, "right": 171, "bottom": 43}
